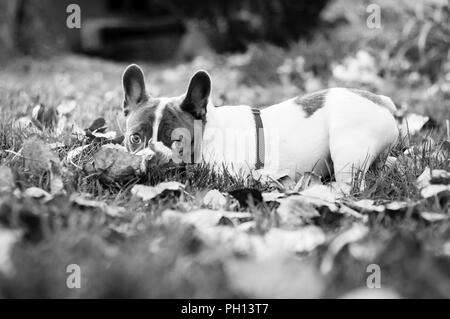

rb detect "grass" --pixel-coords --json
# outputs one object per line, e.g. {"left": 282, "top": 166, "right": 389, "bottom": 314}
{"left": 0, "top": 1, "right": 449, "bottom": 296}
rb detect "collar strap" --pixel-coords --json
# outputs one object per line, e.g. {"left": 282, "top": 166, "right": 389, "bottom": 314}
{"left": 252, "top": 108, "right": 265, "bottom": 169}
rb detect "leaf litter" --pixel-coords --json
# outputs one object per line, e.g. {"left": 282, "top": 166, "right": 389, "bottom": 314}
{"left": 2, "top": 55, "right": 450, "bottom": 298}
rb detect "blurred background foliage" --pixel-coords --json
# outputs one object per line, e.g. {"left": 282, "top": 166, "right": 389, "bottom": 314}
{"left": 0, "top": 0, "right": 448, "bottom": 111}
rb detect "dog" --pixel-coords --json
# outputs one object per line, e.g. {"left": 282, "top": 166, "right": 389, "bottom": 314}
{"left": 122, "top": 64, "right": 399, "bottom": 194}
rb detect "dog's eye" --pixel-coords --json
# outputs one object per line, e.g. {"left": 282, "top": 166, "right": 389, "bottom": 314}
{"left": 130, "top": 134, "right": 141, "bottom": 144}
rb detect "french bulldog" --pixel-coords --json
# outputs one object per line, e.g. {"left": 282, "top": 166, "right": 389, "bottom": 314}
{"left": 122, "top": 64, "right": 399, "bottom": 193}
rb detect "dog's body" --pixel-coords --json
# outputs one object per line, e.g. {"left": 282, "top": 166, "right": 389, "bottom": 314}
{"left": 122, "top": 64, "right": 399, "bottom": 193}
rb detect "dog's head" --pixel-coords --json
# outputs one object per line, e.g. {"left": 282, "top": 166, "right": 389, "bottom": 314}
{"left": 122, "top": 64, "right": 211, "bottom": 154}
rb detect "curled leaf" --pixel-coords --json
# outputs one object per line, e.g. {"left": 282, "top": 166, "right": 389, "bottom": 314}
{"left": 203, "top": 189, "right": 227, "bottom": 210}
{"left": 131, "top": 182, "right": 184, "bottom": 202}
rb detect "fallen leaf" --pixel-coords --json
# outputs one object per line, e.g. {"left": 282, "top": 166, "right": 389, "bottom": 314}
{"left": 276, "top": 196, "right": 320, "bottom": 228}
{"left": 48, "top": 142, "right": 65, "bottom": 150}
{"left": 347, "top": 199, "right": 384, "bottom": 214}
{"left": 70, "top": 194, "right": 125, "bottom": 217}
{"left": 103, "top": 206, "right": 126, "bottom": 218}
{"left": 264, "top": 227, "right": 326, "bottom": 254}
{"left": 384, "top": 201, "right": 412, "bottom": 213}
{"left": 442, "top": 140, "right": 450, "bottom": 154}
{"left": 276, "top": 175, "right": 296, "bottom": 192}
{"left": 56, "top": 100, "right": 77, "bottom": 115}
{"left": 417, "top": 167, "right": 432, "bottom": 189}
{"left": 23, "top": 187, "right": 53, "bottom": 202}
{"left": 420, "top": 184, "right": 450, "bottom": 198}
{"left": 197, "top": 226, "right": 266, "bottom": 256}
{"left": 31, "top": 103, "right": 58, "bottom": 130}
{"left": 321, "top": 224, "right": 368, "bottom": 274}
{"left": 400, "top": 113, "right": 431, "bottom": 137}
{"left": 0, "top": 227, "right": 22, "bottom": 276}
{"left": 222, "top": 212, "right": 253, "bottom": 223}
{"left": 70, "top": 193, "right": 106, "bottom": 209}
{"left": 22, "top": 137, "right": 60, "bottom": 175}
{"left": 66, "top": 145, "right": 90, "bottom": 166}
{"left": 90, "top": 131, "right": 117, "bottom": 139}
{"left": 226, "top": 256, "right": 324, "bottom": 298}
{"left": 290, "top": 193, "right": 339, "bottom": 213}
{"left": 430, "top": 170, "right": 450, "bottom": 185}
{"left": 131, "top": 182, "right": 185, "bottom": 201}
{"left": 13, "top": 116, "right": 38, "bottom": 132}
{"left": 420, "top": 211, "right": 449, "bottom": 223}
{"left": 203, "top": 189, "right": 227, "bottom": 210}
{"left": 300, "top": 184, "right": 340, "bottom": 202}
{"left": 86, "top": 117, "right": 106, "bottom": 133}
{"left": 83, "top": 146, "right": 149, "bottom": 182}
{"left": 0, "top": 166, "right": 15, "bottom": 192}
{"left": 261, "top": 191, "right": 285, "bottom": 202}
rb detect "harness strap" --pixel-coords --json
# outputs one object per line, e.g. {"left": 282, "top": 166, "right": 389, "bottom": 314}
{"left": 252, "top": 108, "right": 265, "bottom": 169}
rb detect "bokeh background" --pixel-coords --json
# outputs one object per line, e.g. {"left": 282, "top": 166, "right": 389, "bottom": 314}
{"left": 0, "top": 0, "right": 449, "bottom": 299}
{"left": 0, "top": 0, "right": 449, "bottom": 128}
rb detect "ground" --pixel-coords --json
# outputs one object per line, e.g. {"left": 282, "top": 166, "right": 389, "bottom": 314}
{"left": 0, "top": 0, "right": 449, "bottom": 299}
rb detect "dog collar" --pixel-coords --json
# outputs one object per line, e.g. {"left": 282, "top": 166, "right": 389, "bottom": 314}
{"left": 252, "top": 108, "right": 265, "bottom": 169}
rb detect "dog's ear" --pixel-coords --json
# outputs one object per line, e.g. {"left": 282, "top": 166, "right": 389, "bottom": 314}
{"left": 122, "top": 64, "right": 148, "bottom": 116}
{"left": 181, "top": 70, "right": 211, "bottom": 120}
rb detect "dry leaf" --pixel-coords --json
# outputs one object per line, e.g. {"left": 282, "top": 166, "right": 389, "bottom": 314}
{"left": 13, "top": 116, "right": 38, "bottom": 132}
{"left": 400, "top": 113, "right": 431, "bottom": 137}
{"left": 23, "top": 187, "right": 53, "bottom": 202}
{"left": 420, "top": 212, "right": 449, "bottom": 223}
{"left": 91, "top": 131, "right": 117, "bottom": 139}
{"left": 264, "top": 227, "right": 326, "bottom": 254}
{"left": 321, "top": 224, "right": 368, "bottom": 274}
{"left": 70, "top": 193, "right": 106, "bottom": 209}
{"left": 203, "top": 190, "right": 227, "bottom": 210}
{"left": 421, "top": 184, "right": 450, "bottom": 198}
{"left": 0, "top": 166, "right": 15, "bottom": 192}
{"left": 70, "top": 194, "right": 125, "bottom": 217}
{"left": 56, "top": 100, "right": 77, "bottom": 115}
{"left": 276, "top": 175, "right": 296, "bottom": 192}
{"left": 261, "top": 191, "right": 285, "bottom": 202}
{"left": 226, "top": 256, "right": 324, "bottom": 298}
{"left": 22, "top": 137, "right": 60, "bottom": 175}
{"left": 300, "top": 184, "right": 340, "bottom": 202}
{"left": 131, "top": 182, "right": 184, "bottom": 202}
{"left": 66, "top": 145, "right": 90, "bottom": 166}
{"left": 294, "top": 193, "right": 339, "bottom": 213}
{"left": 0, "top": 228, "right": 22, "bottom": 276}
{"left": 417, "top": 167, "right": 432, "bottom": 189}
{"left": 198, "top": 226, "right": 265, "bottom": 256}
{"left": 276, "top": 196, "right": 320, "bottom": 227}
{"left": 348, "top": 199, "right": 384, "bottom": 214}
{"left": 31, "top": 103, "right": 58, "bottom": 130}
{"left": 83, "top": 146, "right": 149, "bottom": 182}
{"left": 430, "top": 170, "right": 450, "bottom": 185}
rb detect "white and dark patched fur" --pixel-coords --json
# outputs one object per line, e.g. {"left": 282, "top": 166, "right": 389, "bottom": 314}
{"left": 122, "top": 64, "right": 399, "bottom": 193}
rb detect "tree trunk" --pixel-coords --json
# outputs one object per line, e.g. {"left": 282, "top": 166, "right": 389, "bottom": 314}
{"left": 0, "top": 0, "right": 23, "bottom": 53}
